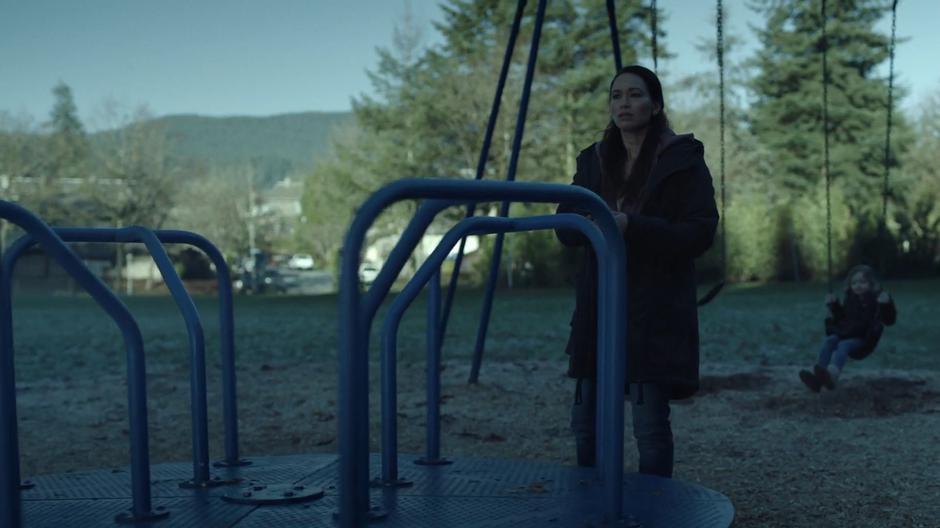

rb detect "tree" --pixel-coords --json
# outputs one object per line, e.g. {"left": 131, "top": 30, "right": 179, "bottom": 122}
{"left": 302, "top": 3, "right": 440, "bottom": 272}
{"left": 750, "top": 0, "right": 897, "bottom": 205}
{"left": 0, "top": 112, "right": 45, "bottom": 248}
{"left": 747, "top": 0, "right": 901, "bottom": 278}
{"left": 48, "top": 82, "right": 88, "bottom": 160}
{"left": 169, "top": 164, "right": 261, "bottom": 263}
{"left": 429, "top": 0, "right": 661, "bottom": 187}
{"left": 298, "top": 124, "right": 368, "bottom": 271}
{"left": 87, "top": 103, "right": 180, "bottom": 288}
{"left": 90, "top": 103, "right": 178, "bottom": 229}
{"left": 893, "top": 85, "right": 940, "bottom": 275}
{"left": 529, "top": 0, "right": 660, "bottom": 184}
{"left": 302, "top": 0, "right": 670, "bottom": 284}
{"left": 15, "top": 82, "right": 92, "bottom": 224}
{"left": 668, "top": 3, "right": 780, "bottom": 281}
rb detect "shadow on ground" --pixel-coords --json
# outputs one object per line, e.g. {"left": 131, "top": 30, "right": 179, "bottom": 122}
{"left": 699, "top": 372, "right": 773, "bottom": 394}
{"left": 748, "top": 375, "right": 940, "bottom": 418}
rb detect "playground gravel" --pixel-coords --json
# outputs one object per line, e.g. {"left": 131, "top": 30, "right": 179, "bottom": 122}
{"left": 15, "top": 358, "right": 940, "bottom": 528}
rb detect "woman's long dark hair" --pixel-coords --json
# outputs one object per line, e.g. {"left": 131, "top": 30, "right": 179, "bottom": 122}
{"left": 600, "top": 65, "right": 670, "bottom": 208}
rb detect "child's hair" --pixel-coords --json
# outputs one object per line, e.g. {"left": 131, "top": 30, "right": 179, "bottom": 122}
{"left": 843, "top": 264, "right": 882, "bottom": 295}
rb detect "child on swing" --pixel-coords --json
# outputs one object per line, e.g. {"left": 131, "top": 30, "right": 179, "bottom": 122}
{"left": 799, "top": 264, "right": 897, "bottom": 392}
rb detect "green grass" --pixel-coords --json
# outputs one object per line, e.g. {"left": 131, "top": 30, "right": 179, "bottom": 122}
{"left": 9, "top": 279, "right": 940, "bottom": 383}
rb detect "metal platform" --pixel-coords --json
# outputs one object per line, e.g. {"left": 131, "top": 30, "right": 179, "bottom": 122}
{"left": 20, "top": 453, "right": 733, "bottom": 527}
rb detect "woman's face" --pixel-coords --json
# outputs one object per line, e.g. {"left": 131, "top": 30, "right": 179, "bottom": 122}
{"left": 850, "top": 272, "right": 872, "bottom": 295}
{"left": 609, "top": 73, "right": 660, "bottom": 132}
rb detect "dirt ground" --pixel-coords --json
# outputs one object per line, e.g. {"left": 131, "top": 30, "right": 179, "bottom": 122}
{"left": 15, "top": 358, "right": 940, "bottom": 527}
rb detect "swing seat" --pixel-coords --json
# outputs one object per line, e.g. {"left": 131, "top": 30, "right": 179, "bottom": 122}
{"left": 824, "top": 318, "right": 884, "bottom": 360}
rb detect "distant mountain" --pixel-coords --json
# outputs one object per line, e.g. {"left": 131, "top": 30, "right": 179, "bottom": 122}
{"left": 98, "top": 111, "right": 354, "bottom": 188}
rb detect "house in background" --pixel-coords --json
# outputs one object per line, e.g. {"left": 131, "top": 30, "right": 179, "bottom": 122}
{"left": 260, "top": 177, "right": 303, "bottom": 218}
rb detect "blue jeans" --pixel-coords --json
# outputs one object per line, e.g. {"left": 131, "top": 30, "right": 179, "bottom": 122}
{"left": 570, "top": 378, "right": 674, "bottom": 477}
{"left": 817, "top": 334, "right": 865, "bottom": 371}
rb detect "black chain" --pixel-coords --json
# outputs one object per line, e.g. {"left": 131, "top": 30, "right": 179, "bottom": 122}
{"left": 607, "top": 0, "right": 623, "bottom": 72}
{"left": 717, "top": 0, "right": 727, "bottom": 281}
{"left": 650, "top": 0, "right": 658, "bottom": 70}
{"left": 822, "top": 0, "right": 832, "bottom": 293}
{"left": 880, "top": 0, "right": 898, "bottom": 271}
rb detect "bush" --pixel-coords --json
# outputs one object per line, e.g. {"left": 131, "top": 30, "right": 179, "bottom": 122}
{"left": 177, "top": 248, "right": 215, "bottom": 280}
{"left": 723, "top": 193, "right": 781, "bottom": 282}
{"left": 791, "top": 181, "right": 858, "bottom": 280}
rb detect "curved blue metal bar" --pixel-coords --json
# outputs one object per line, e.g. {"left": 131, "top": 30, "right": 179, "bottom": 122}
{"left": 3, "top": 227, "right": 242, "bottom": 481}
{"left": 417, "top": 270, "right": 445, "bottom": 464}
{"left": 0, "top": 202, "right": 160, "bottom": 527}
{"left": 441, "top": 0, "right": 529, "bottom": 347}
{"left": 153, "top": 230, "right": 242, "bottom": 467}
{"left": 339, "top": 178, "right": 626, "bottom": 526}
{"left": 0, "top": 253, "right": 18, "bottom": 528}
{"left": 6, "top": 229, "right": 242, "bottom": 465}
{"left": 361, "top": 200, "right": 452, "bottom": 321}
{"left": 471, "top": 0, "right": 549, "bottom": 385}
{"left": 378, "top": 213, "right": 600, "bottom": 484}
{"left": 124, "top": 226, "right": 212, "bottom": 487}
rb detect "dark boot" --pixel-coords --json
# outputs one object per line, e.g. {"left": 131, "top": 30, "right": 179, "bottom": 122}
{"left": 799, "top": 369, "right": 821, "bottom": 393}
{"left": 814, "top": 364, "right": 835, "bottom": 390}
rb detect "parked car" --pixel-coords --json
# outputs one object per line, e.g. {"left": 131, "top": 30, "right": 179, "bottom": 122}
{"left": 261, "top": 269, "right": 297, "bottom": 293}
{"left": 288, "top": 253, "right": 315, "bottom": 270}
{"left": 235, "top": 269, "right": 298, "bottom": 294}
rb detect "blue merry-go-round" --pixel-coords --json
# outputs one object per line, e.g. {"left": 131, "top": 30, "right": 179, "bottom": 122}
{"left": 1, "top": 178, "right": 733, "bottom": 528}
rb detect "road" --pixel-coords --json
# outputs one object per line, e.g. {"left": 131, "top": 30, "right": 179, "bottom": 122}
{"left": 280, "top": 269, "right": 335, "bottom": 295}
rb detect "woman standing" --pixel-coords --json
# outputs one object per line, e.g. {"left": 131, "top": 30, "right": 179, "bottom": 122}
{"left": 556, "top": 65, "right": 718, "bottom": 477}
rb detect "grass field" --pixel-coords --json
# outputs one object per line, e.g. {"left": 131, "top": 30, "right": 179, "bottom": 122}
{"left": 10, "top": 278, "right": 940, "bottom": 383}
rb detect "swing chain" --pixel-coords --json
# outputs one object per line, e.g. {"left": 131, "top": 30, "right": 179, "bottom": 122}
{"left": 650, "top": 0, "right": 658, "bottom": 71}
{"left": 821, "top": 0, "right": 833, "bottom": 293}
{"left": 717, "top": 0, "right": 727, "bottom": 282}
{"left": 880, "top": 0, "right": 898, "bottom": 267}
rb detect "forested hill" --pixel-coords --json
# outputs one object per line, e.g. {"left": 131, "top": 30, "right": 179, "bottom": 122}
{"left": 99, "top": 111, "right": 353, "bottom": 187}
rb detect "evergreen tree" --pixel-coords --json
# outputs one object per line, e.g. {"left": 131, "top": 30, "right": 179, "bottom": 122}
{"left": 749, "top": 0, "right": 895, "bottom": 215}
{"left": 48, "top": 82, "right": 88, "bottom": 159}
{"left": 301, "top": 0, "right": 668, "bottom": 281}
{"left": 26, "top": 81, "right": 91, "bottom": 223}
{"left": 747, "top": 0, "right": 901, "bottom": 278}
{"left": 302, "top": 5, "right": 437, "bottom": 269}
{"left": 894, "top": 86, "right": 940, "bottom": 274}
{"left": 421, "top": 0, "right": 523, "bottom": 185}
{"left": 530, "top": 0, "right": 656, "bottom": 185}
{"left": 669, "top": 3, "right": 779, "bottom": 281}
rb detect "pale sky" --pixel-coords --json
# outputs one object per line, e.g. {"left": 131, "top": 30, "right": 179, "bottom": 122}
{"left": 1, "top": 0, "right": 936, "bottom": 130}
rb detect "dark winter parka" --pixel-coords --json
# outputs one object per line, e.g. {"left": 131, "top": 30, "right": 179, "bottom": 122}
{"left": 824, "top": 288, "right": 898, "bottom": 360}
{"left": 555, "top": 132, "right": 718, "bottom": 400}
{"left": 827, "top": 291, "right": 897, "bottom": 340}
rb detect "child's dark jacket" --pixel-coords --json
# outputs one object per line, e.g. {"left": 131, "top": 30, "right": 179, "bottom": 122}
{"left": 827, "top": 291, "right": 897, "bottom": 339}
